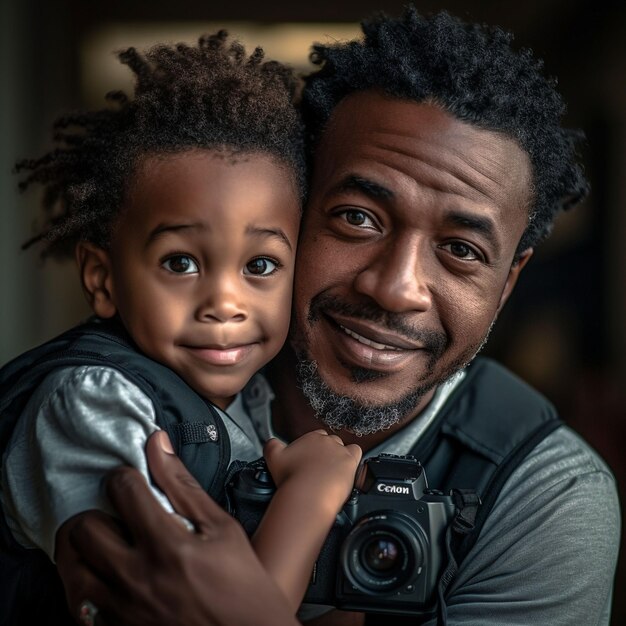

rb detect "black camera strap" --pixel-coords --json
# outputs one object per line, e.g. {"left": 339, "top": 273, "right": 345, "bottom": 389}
{"left": 435, "top": 489, "right": 481, "bottom": 626}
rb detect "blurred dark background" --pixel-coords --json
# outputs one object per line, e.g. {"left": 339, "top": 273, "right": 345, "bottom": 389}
{"left": 1, "top": 0, "right": 624, "bottom": 621}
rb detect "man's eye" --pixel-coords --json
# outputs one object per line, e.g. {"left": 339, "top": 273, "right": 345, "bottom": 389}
{"left": 346, "top": 210, "right": 367, "bottom": 225}
{"left": 162, "top": 255, "right": 199, "bottom": 274}
{"left": 244, "top": 258, "right": 278, "bottom": 276}
{"left": 338, "top": 209, "right": 376, "bottom": 229}
{"left": 441, "top": 242, "right": 482, "bottom": 261}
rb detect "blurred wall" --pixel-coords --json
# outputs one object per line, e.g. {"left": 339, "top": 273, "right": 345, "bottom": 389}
{"left": 1, "top": 0, "right": 624, "bottom": 621}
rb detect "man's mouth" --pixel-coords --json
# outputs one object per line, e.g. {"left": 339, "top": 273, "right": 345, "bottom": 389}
{"left": 321, "top": 314, "right": 427, "bottom": 370}
{"left": 303, "top": 293, "right": 448, "bottom": 371}
{"left": 338, "top": 324, "right": 403, "bottom": 351}
{"left": 329, "top": 314, "right": 424, "bottom": 351}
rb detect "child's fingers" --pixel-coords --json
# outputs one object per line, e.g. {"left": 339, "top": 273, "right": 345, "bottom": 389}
{"left": 326, "top": 433, "right": 346, "bottom": 445}
{"left": 311, "top": 428, "right": 329, "bottom": 435}
{"left": 306, "top": 428, "right": 345, "bottom": 446}
{"left": 345, "top": 443, "right": 363, "bottom": 464}
{"left": 263, "top": 437, "right": 287, "bottom": 460}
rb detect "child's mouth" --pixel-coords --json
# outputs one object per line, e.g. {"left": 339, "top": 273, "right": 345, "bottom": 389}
{"left": 183, "top": 343, "right": 257, "bottom": 366}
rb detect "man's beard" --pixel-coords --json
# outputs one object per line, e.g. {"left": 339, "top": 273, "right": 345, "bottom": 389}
{"left": 294, "top": 293, "right": 495, "bottom": 437}
{"left": 296, "top": 357, "right": 438, "bottom": 436}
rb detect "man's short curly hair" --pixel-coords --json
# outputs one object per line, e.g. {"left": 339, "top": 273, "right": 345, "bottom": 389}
{"left": 301, "top": 7, "right": 589, "bottom": 256}
{"left": 17, "top": 31, "right": 305, "bottom": 258}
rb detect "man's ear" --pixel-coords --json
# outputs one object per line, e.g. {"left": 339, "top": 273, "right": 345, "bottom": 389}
{"left": 496, "top": 248, "right": 534, "bottom": 315}
{"left": 75, "top": 242, "right": 117, "bottom": 318}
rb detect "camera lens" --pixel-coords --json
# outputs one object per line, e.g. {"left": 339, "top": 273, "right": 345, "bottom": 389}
{"left": 362, "top": 536, "right": 401, "bottom": 573}
{"left": 341, "top": 511, "right": 426, "bottom": 594}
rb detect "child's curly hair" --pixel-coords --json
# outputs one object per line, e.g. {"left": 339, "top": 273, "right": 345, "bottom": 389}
{"left": 17, "top": 31, "right": 306, "bottom": 258}
{"left": 302, "top": 7, "right": 589, "bottom": 257}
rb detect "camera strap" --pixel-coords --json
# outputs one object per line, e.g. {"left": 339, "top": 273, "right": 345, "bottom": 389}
{"left": 435, "top": 489, "right": 481, "bottom": 626}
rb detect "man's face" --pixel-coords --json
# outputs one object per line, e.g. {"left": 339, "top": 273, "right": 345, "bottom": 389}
{"left": 100, "top": 150, "right": 300, "bottom": 409}
{"left": 292, "top": 91, "right": 533, "bottom": 432}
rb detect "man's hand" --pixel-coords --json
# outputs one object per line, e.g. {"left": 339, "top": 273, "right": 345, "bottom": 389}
{"left": 58, "top": 431, "right": 300, "bottom": 626}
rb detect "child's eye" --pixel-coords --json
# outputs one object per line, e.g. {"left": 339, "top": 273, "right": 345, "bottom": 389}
{"left": 162, "top": 255, "right": 199, "bottom": 274}
{"left": 244, "top": 257, "right": 278, "bottom": 276}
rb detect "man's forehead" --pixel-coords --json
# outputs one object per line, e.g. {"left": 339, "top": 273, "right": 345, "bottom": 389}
{"left": 311, "top": 90, "right": 533, "bottom": 211}
{"left": 318, "top": 91, "right": 516, "bottom": 157}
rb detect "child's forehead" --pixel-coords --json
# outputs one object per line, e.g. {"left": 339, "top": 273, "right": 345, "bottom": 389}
{"left": 134, "top": 148, "right": 298, "bottom": 190}
{"left": 118, "top": 148, "right": 301, "bottom": 237}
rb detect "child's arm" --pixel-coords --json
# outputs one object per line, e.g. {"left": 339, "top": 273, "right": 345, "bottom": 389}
{"left": 251, "top": 430, "right": 362, "bottom": 613}
{"left": 2, "top": 366, "right": 165, "bottom": 562}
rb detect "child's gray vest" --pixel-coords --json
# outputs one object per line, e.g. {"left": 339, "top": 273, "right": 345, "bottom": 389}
{"left": 0, "top": 316, "right": 231, "bottom": 625}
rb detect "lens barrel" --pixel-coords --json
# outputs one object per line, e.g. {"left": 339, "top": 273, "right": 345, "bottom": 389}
{"left": 340, "top": 511, "right": 426, "bottom": 594}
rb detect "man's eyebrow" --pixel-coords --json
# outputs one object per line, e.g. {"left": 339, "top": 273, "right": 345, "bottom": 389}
{"left": 333, "top": 175, "right": 394, "bottom": 200}
{"left": 245, "top": 225, "right": 293, "bottom": 251}
{"left": 445, "top": 211, "right": 500, "bottom": 250}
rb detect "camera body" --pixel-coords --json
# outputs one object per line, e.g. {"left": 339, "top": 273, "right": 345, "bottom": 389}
{"left": 227, "top": 453, "right": 456, "bottom": 615}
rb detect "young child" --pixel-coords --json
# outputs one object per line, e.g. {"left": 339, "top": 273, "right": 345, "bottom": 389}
{"left": 0, "top": 32, "right": 361, "bottom": 622}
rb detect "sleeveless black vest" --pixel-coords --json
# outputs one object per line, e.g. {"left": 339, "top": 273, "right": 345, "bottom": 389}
{"left": 0, "top": 317, "right": 230, "bottom": 626}
{"left": 365, "top": 357, "right": 563, "bottom": 625}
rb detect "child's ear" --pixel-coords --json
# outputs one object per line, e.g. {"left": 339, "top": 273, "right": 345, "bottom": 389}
{"left": 75, "top": 242, "right": 117, "bottom": 318}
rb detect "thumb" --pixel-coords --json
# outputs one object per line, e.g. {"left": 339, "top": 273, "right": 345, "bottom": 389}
{"left": 145, "top": 430, "right": 231, "bottom": 526}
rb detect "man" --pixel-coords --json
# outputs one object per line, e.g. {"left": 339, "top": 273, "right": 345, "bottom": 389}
{"left": 63, "top": 8, "right": 620, "bottom": 626}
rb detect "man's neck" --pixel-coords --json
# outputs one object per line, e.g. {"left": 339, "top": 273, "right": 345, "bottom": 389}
{"left": 266, "top": 346, "right": 436, "bottom": 453}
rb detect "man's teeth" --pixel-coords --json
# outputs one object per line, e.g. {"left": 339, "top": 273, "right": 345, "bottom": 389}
{"left": 339, "top": 325, "right": 400, "bottom": 350}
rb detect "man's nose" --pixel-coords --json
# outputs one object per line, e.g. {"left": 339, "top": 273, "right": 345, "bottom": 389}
{"left": 353, "top": 238, "right": 432, "bottom": 313}
{"left": 196, "top": 275, "right": 248, "bottom": 323}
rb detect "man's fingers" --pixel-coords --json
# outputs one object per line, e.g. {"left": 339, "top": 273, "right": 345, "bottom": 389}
{"left": 145, "top": 430, "right": 232, "bottom": 530}
{"left": 104, "top": 464, "right": 187, "bottom": 546}
{"left": 64, "top": 565, "right": 113, "bottom": 626}
{"left": 56, "top": 515, "right": 116, "bottom": 625}
{"left": 68, "top": 510, "right": 135, "bottom": 581}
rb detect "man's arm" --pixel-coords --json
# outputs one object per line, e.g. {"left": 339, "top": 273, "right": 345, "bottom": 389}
{"left": 58, "top": 431, "right": 300, "bottom": 626}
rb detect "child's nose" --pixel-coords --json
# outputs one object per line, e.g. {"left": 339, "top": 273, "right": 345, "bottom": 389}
{"left": 195, "top": 279, "right": 247, "bottom": 323}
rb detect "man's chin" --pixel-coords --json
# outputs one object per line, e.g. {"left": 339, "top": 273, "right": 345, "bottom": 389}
{"left": 296, "top": 357, "right": 435, "bottom": 437}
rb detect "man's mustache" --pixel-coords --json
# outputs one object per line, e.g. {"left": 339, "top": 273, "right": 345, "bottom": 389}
{"left": 307, "top": 292, "right": 448, "bottom": 357}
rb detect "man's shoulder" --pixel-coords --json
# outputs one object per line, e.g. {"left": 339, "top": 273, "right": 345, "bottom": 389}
{"left": 459, "top": 359, "right": 616, "bottom": 486}
{"left": 499, "top": 424, "right": 618, "bottom": 502}
{"left": 461, "top": 356, "right": 555, "bottom": 409}
{"left": 444, "top": 423, "right": 620, "bottom": 625}
{"left": 433, "top": 357, "right": 560, "bottom": 464}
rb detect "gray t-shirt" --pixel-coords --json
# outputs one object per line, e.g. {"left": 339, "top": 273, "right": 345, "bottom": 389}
{"left": 1, "top": 364, "right": 620, "bottom": 624}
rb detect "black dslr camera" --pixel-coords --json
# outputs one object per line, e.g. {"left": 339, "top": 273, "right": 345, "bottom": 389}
{"left": 227, "top": 453, "right": 456, "bottom": 616}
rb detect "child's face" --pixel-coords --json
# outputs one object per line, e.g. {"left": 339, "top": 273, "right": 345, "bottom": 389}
{"left": 94, "top": 150, "right": 300, "bottom": 408}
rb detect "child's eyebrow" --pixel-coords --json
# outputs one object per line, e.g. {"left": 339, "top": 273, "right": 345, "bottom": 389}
{"left": 146, "top": 222, "right": 293, "bottom": 251}
{"left": 245, "top": 225, "right": 293, "bottom": 251}
{"left": 147, "top": 222, "right": 204, "bottom": 243}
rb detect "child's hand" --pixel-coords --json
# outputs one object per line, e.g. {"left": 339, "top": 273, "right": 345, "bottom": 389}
{"left": 263, "top": 430, "right": 362, "bottom": 513}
